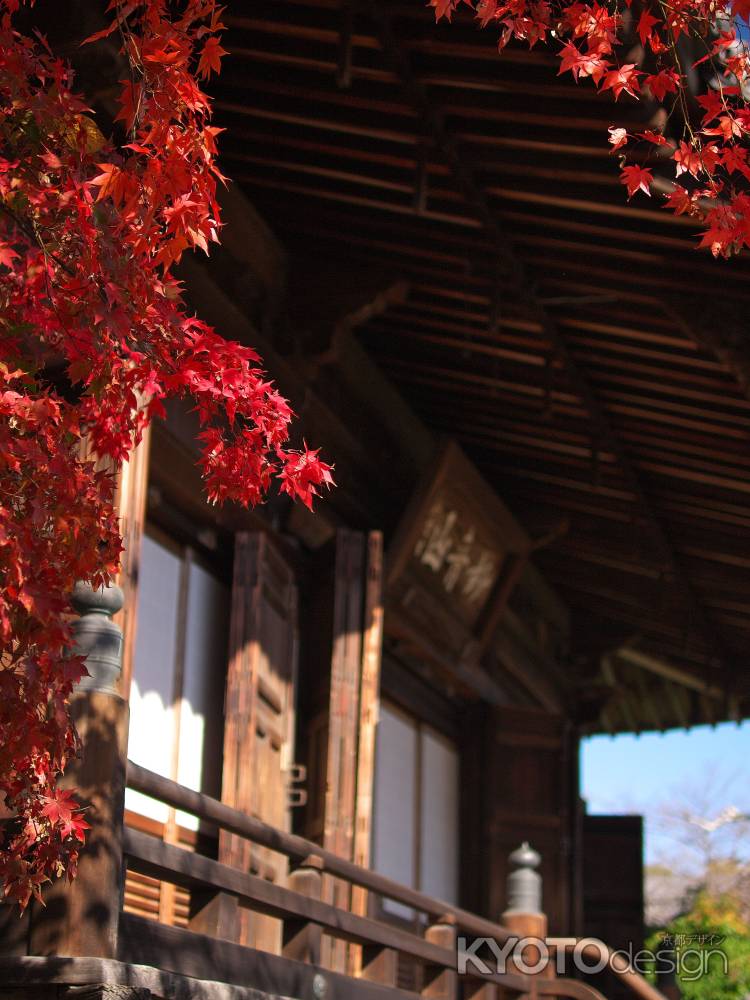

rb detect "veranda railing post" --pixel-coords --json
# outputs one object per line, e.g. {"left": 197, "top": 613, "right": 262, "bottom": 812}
{"left": 282, "top": 853, "right": 324, "bottom": 964}
{"left": 360, "top": 942, "right": 398, "bottom": 987}
{"left": 463, "top": 980, "right": 498, "bottom": 999}
{"left": 422, "top": 912, "right": 458, "bottom": 1000}
{"left": 501, "top": 843, "right": 555, "bottom": 990}
{"left": 28, "top": 581, "right": 129, "bottom": 959}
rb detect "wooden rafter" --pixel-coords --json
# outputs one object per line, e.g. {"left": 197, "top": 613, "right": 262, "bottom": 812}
{"left": 355, "top": 0, "right": 733, "bottom": 681}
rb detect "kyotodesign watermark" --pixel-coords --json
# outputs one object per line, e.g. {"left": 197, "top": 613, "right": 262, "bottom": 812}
{"left": 457, "top": 935, "right": 729, "bottom": 982}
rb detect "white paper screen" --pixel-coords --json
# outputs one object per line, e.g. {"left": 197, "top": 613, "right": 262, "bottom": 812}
{"left": 373, "top": 704, "right": 417, "bottom": 917}
{"left": 125, "top": 533, "right": 181, "bottom": 822}
{"left": 419, "top": 727, "right": 459, "bottom": 904}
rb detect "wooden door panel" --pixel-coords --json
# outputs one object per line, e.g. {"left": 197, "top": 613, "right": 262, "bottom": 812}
{"left": 296, "top": 530, "right": 385, "bottom": 973}
{"left": 215, "top": 532, "right": 298, "bottom": 952}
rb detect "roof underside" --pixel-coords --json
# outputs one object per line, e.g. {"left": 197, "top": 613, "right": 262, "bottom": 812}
{"left": 212, "top": 0, "right": 750, "bottom": 732}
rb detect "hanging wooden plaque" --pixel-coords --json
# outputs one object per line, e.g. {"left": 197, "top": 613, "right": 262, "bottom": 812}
{"left": 386, "top": 441, "right": 528, "bottom": 659}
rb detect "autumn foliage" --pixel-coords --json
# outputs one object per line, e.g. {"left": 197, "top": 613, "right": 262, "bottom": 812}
{"left": 0, "top": 0, "right": 332, "bottom": 908}
{"left": 432, "top": 0, "right": 750, "bottom": 257}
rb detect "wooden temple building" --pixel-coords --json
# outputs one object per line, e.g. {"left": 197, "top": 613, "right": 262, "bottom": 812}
{"left": 3, "top": 2, "right": 750, "bottom": 1000}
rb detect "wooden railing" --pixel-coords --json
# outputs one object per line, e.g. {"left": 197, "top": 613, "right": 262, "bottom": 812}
{"left": 122, "top": 761, "right": 665, "bottom": 1000}
{"left": 0, "top": 588, "right": 667, "bottom": 1000}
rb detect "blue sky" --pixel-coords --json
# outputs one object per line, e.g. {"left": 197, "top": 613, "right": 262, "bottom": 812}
{"left": 581, "top": 721, "right": 750, "bottom": 864}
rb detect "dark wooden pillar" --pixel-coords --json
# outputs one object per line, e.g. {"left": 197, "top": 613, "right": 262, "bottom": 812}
{"left": 296, "top": 530, "right": 384, "bottom": 973}
{"left": 581, "top": 815, "right": 644, "bottom": 1000}
{"left": 28, "top": 583, "right": 129, "bottom": 958}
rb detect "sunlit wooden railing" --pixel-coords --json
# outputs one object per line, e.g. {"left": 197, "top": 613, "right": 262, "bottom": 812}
{"left": 123, "top": 761, "right": 665, "bottom": 1000}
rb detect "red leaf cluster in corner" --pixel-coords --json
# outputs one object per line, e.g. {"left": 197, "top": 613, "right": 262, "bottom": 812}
{"left": 431, "top": 0, "right": 750, "bottom": 258}
{"left": 0, "top": 0, "right": 332, "bottom": 909}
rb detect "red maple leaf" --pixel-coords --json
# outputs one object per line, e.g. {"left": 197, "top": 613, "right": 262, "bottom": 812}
{"left": 643, "top": 68, "right": 680, "bottom": 102}
{"left": 662, "top": 184, "right": 693, "bottom": 215}
{"left": 0, "top": 243, "right": 20, "bottom": 268}
{"left": 429, "top": 0, "right": 458, "bottom": 20}
{"left": 278, "top": 445, "right": 335, "bottom": 511}
{"left": 637, "top": 8, "right": 660, "bottom": 46}
{"left": 558, "top": 41, "right": 607, "bottom": 81}
{"left": 620, "top": 164, "right": 653, "bottom": 197}
{"left": 114, "top": 80, "right": 142, "bottom": 133}
{"left": 89, "top": 162, "right": 122, "bottom": 202}
{"left": 721, "top": 145, "right": 750, "bottom": 180}
{"left": 61, "top": 812, "right": 90, "bottom": 843}
{"left": 696, "top": 90, "right": 723, "bottom": 125}
{"left": 674, "top": 141, "right": 703, "bottom": 178}
{"left": 639, "top": 128, "right": 669, "bottom": 146}
{"left": 39, "top": 149, "right": 63, "bottom": 170}
{"left": 40, "top": 788, "right": 77, "bottom": 826}
{"left": 197, "top": 36, "right": 228, "bottom": 79}
{"left": 600, "top": 63, "right": 641, "bottom": 100}
{"left": 703, "top": 113, "right": 743, "bottom": 141}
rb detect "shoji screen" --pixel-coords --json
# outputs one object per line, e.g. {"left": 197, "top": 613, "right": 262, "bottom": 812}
{"left": 372, "top": 703, "right": 459, "bottom": 914}
{"left": 419, "top": 728, "right": 459, "bottom": 904}
{"left": 123, "top": 529, "right": 229, "bottom": 925}
{"left": 126, "top": 531, "right": 229, "bottom": 820}
{"left": 126, "top": 533, "right": 182, "bottom": 823}
{"left": 372, "top": 704, "right": 417, "bottom": 918}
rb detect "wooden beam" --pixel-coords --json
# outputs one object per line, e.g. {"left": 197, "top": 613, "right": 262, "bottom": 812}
{"left": 386, "top": 607, "right": 511, "bottom": 707}
{"left": 474, "top": 552, "right": 529, "bottom": 655}
{"left": 474, "top": 519, "right": 569, "bottom": 658}
{"left": 616, "top": 647, "right": 725, "bottom": 699}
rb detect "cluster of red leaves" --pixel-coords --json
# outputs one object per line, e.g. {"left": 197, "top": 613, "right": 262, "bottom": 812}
{"left": 0, "top": 370, "right": 113, "bottom": 906}
{"left": 431, "top": 0, "right": 750, "bottom": 257}
{"left": 0, "top": 0, "right": 332, "bottom": 908}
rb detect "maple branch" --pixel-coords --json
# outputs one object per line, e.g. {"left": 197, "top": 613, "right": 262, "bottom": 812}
{"left": 0, "top": 200, "right": 77, "bottom": 280}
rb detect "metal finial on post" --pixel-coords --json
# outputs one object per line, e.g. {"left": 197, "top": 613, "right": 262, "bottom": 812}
{"left": 501, "top": 842, "right": 553, "bottom": 984}
{"left": 70, "top": 581, "right": 124, "bottom": 694}
{"left": 506, "top": 841, "right": 543, "bottom": 915}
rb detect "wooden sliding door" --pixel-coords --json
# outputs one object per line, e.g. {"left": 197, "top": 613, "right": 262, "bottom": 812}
{"left": 215, "top": 532, "right": 298, "bottom": 952}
